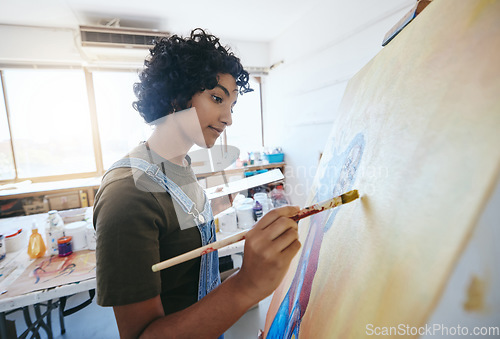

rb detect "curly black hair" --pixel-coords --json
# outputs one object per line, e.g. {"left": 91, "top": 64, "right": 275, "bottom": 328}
{"left": 133, "top": 28, "right": 252, "bottom": 123}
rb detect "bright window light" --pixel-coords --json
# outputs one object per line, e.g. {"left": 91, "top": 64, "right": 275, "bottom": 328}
{"left": 3, "top": 69, "right": 96, "bottom": 178}
{"left": 92, "top": 71, "right": 153, "bottom": 169}
{"left": 0, "top": 80, "right": 15, "bottom": 180}
{"left": 225, "top": 77, "right": 262, "bottom": 155}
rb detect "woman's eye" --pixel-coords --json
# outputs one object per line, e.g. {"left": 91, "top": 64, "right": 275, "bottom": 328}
{"left": 212, "top": 95, "right": 223, "bottom": 103}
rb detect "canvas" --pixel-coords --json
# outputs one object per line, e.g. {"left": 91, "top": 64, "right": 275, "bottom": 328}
{"left": 264, "top": 0, "right": 500, "bottom": 337}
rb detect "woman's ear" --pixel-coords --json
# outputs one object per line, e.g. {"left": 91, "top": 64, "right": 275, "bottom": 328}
{"left": 171, "top": 100, "right": 179, "bottom": 113}
{"left": 171, "top": 98, "right": 193, "bottom": 112}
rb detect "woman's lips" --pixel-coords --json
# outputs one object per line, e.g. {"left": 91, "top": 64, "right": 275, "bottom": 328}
{"left": 209, "top": 126, "right": 223, "bottom": 134}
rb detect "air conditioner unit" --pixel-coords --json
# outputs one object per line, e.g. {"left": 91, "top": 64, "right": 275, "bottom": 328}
{"left": 79, "top": 25, "right": 169, "bottom": 66}
{"left": 79, "top": 25, "right": 169, "bottom": 49}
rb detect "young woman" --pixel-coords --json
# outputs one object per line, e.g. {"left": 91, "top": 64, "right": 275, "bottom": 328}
{"left": 93, "top": 29, "right": 301, "bottom": 338}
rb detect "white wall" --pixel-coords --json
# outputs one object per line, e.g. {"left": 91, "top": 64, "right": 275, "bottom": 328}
{"left": 0, "top": 24, "right": 270, "bottom": 69}
{"left": 264, "top": 0, "right": 414, "bottom": 206}
{"left": 0, "top": 25, "right": 83, "bottom": 66}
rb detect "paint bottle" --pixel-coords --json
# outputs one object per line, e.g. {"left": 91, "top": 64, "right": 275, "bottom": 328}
{"left": 57, "top": 236, "right": 73, "bottom": 257}
{"left": 45, "top": 210, "right": 65, "bottom": 256}
{"left": 254, "top": 192, "right": 271, "bottom": 214}
{"left": 253, "top": 200, "right": 263, "bottom": 221}
{"left": 27, "top": 222, "right": 46, "bottom": 259}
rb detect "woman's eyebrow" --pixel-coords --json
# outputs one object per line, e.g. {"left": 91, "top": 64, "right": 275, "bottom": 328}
{"left": 215, "top": 84, "right": 238, "bottom": 97}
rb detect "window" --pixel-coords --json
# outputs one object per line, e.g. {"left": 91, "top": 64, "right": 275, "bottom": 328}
{"left": 92, "top": 71, "right": 152, "bottom": 169}
{"left": 0, "top": 80, "right": 15, "bottom": 180}
{"left": 0, "top": 68, "right": 264, "bottom": 184}
{"left": 2, "top": 69, "right": 95, "bottom": 179}
{"left": 225, "top": 76, "right": 263, "bottom": 154}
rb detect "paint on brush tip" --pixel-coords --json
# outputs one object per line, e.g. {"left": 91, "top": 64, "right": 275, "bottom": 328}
{"left": 341, "top": 189, "right": 359, "bottom": 204}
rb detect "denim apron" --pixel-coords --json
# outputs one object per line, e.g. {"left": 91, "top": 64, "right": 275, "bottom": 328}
{"left": 106, "top": 157, "right": 222, "bottom": 307}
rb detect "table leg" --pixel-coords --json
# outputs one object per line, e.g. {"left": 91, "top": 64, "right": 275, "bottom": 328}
{"left": 21, "top": 306, "right": 39, "bottom": 339}
{"left": 17, "top": 302, "right": 57, "bottom": 339}
{"left": 0, "top": 312, "right": 8, "bottom": 339}
{"left": 59, "top": 296, "right": 67, "bottom": 335}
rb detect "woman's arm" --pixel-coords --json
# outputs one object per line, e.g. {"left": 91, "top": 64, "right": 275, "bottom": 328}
{"left": 114, "top": 205, "right": 301, "bottom": 338}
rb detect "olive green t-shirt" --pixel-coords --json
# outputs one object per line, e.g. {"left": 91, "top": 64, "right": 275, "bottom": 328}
{"left": 93, "top": 142, "right": 207, "bottom": 314}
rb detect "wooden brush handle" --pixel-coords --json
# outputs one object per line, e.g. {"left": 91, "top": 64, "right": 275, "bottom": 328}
{"left": 152, "top": 230, "right": 248, "bottom": 272}
{"left": 151, "top": 190, "right": 359, "bottom": 272}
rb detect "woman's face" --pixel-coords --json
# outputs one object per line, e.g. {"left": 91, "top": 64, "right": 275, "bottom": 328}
{"left": 188, "top": 73, "right": 238, "bottom": 148}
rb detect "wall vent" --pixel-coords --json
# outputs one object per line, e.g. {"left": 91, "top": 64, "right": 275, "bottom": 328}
{"left": 79, "top": 25, "right": 169, "bottom": 49}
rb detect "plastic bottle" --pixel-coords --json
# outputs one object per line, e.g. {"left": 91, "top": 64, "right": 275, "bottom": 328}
{"left": 45, "top": 210, "right": 65, "bottom": 256}
{"left": 27, "top": 222, "right": 46, "bottom": 259}
{"left": 270, "top": 185, "right": 289, "bottom": 208}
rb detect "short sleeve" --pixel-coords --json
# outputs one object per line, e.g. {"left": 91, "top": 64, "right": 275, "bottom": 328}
{"left": 94, "top": 175, "right": 165, "bottom": 307}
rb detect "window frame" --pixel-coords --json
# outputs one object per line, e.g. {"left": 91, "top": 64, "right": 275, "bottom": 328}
{"left": 0, "top": 66, "right": 117, "bottom": 184}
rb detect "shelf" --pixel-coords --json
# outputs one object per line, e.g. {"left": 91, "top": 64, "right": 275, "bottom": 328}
{"left": 195, "top": 162, "right": 285, "bottom": 180}
{"left": 0, "top": 162, "right": 286, "bottom": 217}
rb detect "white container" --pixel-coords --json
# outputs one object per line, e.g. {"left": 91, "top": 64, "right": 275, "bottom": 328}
{"left": 232, "top": 194, "right": 246, "bottom": 206}
{"left": 59, "top": 208, "right": 87, "bottom": 224}
{"left": 240, "top": 197, "right": 254, "bottom": 205}
{"left": 218, "top": 207, "right": 237, "bottom": 233}
{"left": 86, "top": 224, "right": 96, "bottom": 250}
{"left": 64, "top": 221, "right": 88, "bottom": 251}
{"left": 236, "top": 204, "right": 254, "bottom": 230}
{"left": 4, "top": 229, "right": 26, "bottom": 253}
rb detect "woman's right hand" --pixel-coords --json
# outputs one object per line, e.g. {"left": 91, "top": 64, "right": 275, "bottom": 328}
{"left": 235, "top": 205, "right": 301, "bottom": 302}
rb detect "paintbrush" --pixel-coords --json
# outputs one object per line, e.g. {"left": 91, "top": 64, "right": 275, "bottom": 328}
{"left": 151, "top": 189, "right": 359, "bottom": 272}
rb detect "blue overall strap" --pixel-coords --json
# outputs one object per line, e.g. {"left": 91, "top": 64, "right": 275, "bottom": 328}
{"left": 105, "top": 157, "right": 195, "bottom": 215}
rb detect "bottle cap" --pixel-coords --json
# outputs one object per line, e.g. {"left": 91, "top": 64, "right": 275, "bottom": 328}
{"left": 57, "top": 236, "right": 72, "bottom": 244}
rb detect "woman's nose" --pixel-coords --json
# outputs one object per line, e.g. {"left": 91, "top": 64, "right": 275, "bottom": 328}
{"left": 221, "top": 107, "right": 232, "bottom": 126}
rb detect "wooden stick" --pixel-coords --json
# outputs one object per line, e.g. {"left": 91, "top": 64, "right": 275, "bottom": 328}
{"left": 152, "top": 231, "right": 248, "bottom": 272}
{"left": 151, "top": 189, "right": 359, "bottom": 272}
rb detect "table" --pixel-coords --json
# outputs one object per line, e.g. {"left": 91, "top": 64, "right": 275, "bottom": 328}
{"left": 0, "top": 210, "right": 96, "bottom": 339}
{"left": 0, "top": 210, "right": 245, "bottom": 338}
{"left": 0, "top": 278, "right": 96, "bottom": 339}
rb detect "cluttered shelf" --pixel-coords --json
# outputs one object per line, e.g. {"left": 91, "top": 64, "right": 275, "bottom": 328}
{"left": 0, "top": 178, "right": 101, "bottom": 218}
{"left": 0, "top": 162, "right": 286, "bottom": 219}
{"left": 195, "top": 162, "right": 285, "bottom": 180}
